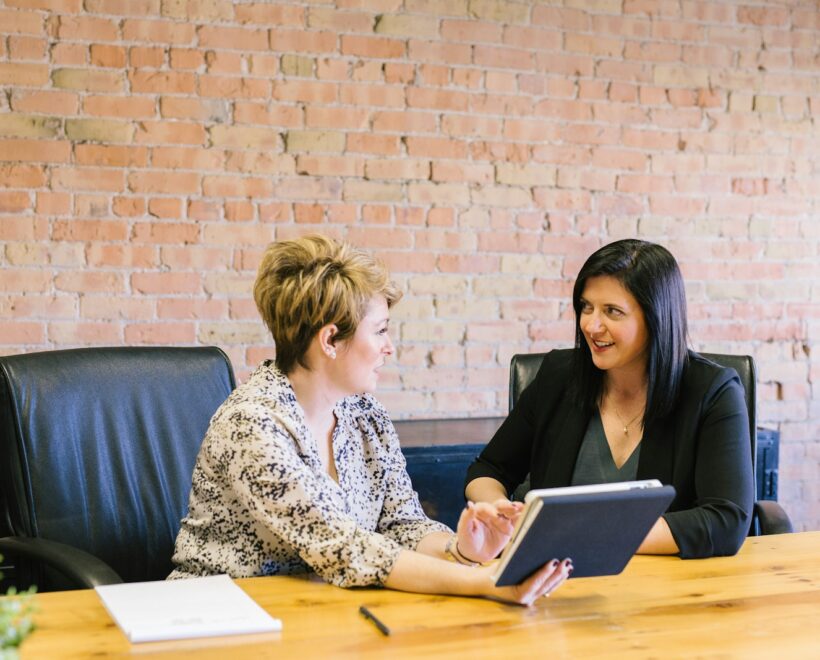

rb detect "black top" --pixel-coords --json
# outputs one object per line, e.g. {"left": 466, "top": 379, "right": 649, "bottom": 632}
{"left": 466, "top": 349, "right": 755, "bottom": 558}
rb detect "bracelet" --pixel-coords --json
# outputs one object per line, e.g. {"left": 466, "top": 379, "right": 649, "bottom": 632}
{"left": 444, "top": 534, "right": 479, "bottom": 567}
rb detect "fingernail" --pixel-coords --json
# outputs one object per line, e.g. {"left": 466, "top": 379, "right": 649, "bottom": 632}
{"left": 550, "top": 560, "right": 559, "bottom": 569}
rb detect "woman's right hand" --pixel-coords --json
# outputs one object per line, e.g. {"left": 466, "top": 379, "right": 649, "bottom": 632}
{"left": 480, "top": 557, "right": 573, "bottom": 606}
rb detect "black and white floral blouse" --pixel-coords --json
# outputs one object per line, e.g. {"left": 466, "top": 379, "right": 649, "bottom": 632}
{"left": 169, "top": 361, "right": 449, "bottom": 587}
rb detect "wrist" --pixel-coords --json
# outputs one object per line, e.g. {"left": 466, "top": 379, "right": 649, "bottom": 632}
{"left": 444, "top": 534, "right": 479, "bottom": 567}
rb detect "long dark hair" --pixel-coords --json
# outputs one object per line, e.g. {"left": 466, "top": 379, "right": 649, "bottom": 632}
{"left": 571, "top": 239, "right": 688, "bottom": 426}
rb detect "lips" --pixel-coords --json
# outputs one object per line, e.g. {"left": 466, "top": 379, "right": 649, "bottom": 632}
{"left": 590, "top": 339, "right": 613, "bottom": 351}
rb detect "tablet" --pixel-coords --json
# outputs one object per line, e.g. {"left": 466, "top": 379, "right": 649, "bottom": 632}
{"left": 493, "top": 480, "right": 676, "bottom": 587}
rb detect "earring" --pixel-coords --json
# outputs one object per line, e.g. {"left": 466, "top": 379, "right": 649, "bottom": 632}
{"left": 327, "top": 348, "right": 336, "bottom": 359}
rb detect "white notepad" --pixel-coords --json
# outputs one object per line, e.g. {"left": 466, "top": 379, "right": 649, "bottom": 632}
{"left": 95, "top": 574, "right": 282, "bottom": 643}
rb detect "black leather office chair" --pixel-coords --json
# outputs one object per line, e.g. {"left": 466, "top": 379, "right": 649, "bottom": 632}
{"left": 0, "top": 347, "right": 236, "bottom": 591}
{"left": 509, "top": 352, "right": 793, "bottom": 536}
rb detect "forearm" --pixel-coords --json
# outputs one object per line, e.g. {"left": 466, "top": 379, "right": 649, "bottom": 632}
{"left": 382, "top": 549, "right": 489, "bottom": 597}
{"left": 636, "top": 516, "right": 679, "bottom": 555}
{"left": 414, "top": 530, "right": 450, "bottom": 560}
{"left": 465, "top": 477, "right": 508, "bottom": 503}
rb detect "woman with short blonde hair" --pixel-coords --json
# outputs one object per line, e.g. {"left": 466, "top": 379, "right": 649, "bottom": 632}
{"left": 171, "top": 234, "right": 571, "bottom": 605}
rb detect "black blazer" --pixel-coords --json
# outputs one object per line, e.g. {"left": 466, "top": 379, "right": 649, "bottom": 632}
{"left": 466, "top": 349, "right": 754, "bottom": 558}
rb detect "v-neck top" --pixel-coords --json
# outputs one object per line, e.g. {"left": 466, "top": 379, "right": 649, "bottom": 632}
{"left": 570, "top": 411, "right": 640, "bottom": 485}
{"left": 169, "top": 361, "right": 448, "bottom": 587}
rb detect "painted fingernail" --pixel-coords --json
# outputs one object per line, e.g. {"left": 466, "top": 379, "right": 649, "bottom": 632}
{"left": 550, "top": 560, "right": 559, "bottom": 569}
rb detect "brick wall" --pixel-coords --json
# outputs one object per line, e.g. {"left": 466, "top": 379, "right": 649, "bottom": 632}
{"left": 0, "top": 0, "right": 817, "bottom": 530}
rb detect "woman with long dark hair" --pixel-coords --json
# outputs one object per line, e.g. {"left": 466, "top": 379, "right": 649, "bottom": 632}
{"left": 466, "top": 239, "right": 754, "bottom": 558}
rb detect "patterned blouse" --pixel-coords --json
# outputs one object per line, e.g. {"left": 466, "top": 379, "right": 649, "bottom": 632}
{"left": 169, "top": 361, "right": 449, "bottom": 587}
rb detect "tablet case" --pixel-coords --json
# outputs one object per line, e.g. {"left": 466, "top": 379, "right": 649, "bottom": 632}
{"left": 493, "top": 485, "right": 676, "bottom": 586}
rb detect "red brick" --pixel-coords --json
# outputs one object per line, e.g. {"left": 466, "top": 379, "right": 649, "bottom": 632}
{"left": 129, "top": 46, "right": 165, "bottom": 68}
{"left": 341, "top": 35, "right": 405, "bottom": 59}
{"left": 122, "top": 19, "right": 196, "bottom": 44}
{"left": 89, "top": 43, "right": 126, "bottom": 68}
{"left": 235, "top": 2, "right": 303, "bottom": 24}
{"left": 198, "top": 25, "right": 269, "bottom": 50}
{"left": 112, "top": 196, "right": 145, "bottom": 217}
{"left": 10, "top": 90, "right": 79, "bottom": 114}
{"left": 346, "top": 133, "right": 400, "bottom": 156}
{"left": 147, "top": 198, "right": 182, "bottom": 219}
{"left": 233, "top": 102, "right": 302, "bottom": 127}
{"left": 0, "top": 164, "right": 46, "bottom": 188}
{"left": 8, "top": 36, "right": 47, "bottom": 60}
{"left": 476, "top": 44, "right": 536, "bottom": 70}
{"left": 129, "top": 70, "right": 196, "bottom": 94}
{"left": 132, "top": 222, "right": 200, "bottom": 244}
{"left": 86, "top": 244, "right": 157, "bottom": 268}
{"left": 51, "top": 167, "right": 125, "bottom": 192}
{"left": 49, "top": 321, "right": 122, "bottom": 344}
{"left": 82, "top": 95, "right": 155, "bottom": 118}
{"left": 158, "top": 299, "right": 228, "bottom": 320}
{"left": 404, "top": 136, "right": 468, "bottom": 159}
{"left": 131, "top": 272, "right": 201, "bottom": 295}
{"left": 204, "top": 50, "right": 242, "bottom": 74}
{"left": 53, "top": 218, "right": 127, "bottom": 241}
{"left": 202, "top": 175, "right": 273, "bottom": 198}
{"left": 55, "top": 271, "right": 123, "bottom": 293}
{"left": 305, "top": 106, "right": 370, "bottom": 130}
{"left": 129, "top": 171, "right": 200, "bottom": 195}
{"left": 269, "top": 29, "right": 336, "bottom": 54}
{"left": 440, "top": 17, "right": 500, "bottom": 43}
{"left": 273, "top": 80, "right": 337, "bottom": 104}
{"left": 169, "top": 48, "right": 205, "bottom": 70}
{"left": 135, "top": 121, "right": 207, "bottom": 145}
{"left": 124, "top": 322, "right": 195, "bottom": 345}
{"left": 56, "top": 16, "right": 118, "bottom": 41}
{"left": 35, "top": 192, "right": 71, "bottom": 215}
{"left": 737, "top": 5, "right": 789, "bottom": 26}
{"left": 339, "top": 83, "right": 404, "bottom": 107}
{"left": 0, "top": 139, "right": 72, "bottom": 163}
{"left": 152, "top": 146, "right": 223, "bottom": 171}
{"left": 0, "top": 8, "right": 46, "bottom": 34}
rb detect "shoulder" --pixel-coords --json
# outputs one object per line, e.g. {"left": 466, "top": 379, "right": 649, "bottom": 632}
{"left": 680, "top": 351, "right": 743, "bottom": 403}
{"left": 533, "top": 348, "right": 577, "bottom": 385}
{"left": 209, "top": 361, "right": 300, "bottom": 434}
{"left": 340, "top": 393, "right": 395, "bottom": 438}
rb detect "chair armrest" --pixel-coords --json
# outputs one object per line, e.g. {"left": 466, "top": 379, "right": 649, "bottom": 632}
{"left": 0, "top": 536, "right": 123, "bottom": 589}
{"left": 755, "top": 501, "right": 794, "bottom": 536}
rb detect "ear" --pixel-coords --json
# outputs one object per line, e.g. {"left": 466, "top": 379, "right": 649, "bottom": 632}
{"left": 317, "top": 324, "right": 338, "bottom": 359}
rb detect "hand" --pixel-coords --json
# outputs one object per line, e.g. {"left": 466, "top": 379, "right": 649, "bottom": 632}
{"left": 456, "top": 499, "right": 524, "bottom": 564}
{"left": 481, "top": 558, "right": 572, "bottom": 606}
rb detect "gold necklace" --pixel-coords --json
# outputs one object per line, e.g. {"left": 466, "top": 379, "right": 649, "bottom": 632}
{"left": 610, "top": 405, "right": 643, "bottom": 437}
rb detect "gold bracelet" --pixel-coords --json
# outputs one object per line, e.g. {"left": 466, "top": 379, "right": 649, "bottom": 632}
{"left": 444, "top": 534, "right": 479, "bottom": 567}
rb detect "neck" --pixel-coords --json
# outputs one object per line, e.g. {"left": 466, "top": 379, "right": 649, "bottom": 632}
{"left": 287, "top": 364, "right": 340, "bottom": 429}
{"left": 603, "top": 364, "right": 648, "bottom": 402}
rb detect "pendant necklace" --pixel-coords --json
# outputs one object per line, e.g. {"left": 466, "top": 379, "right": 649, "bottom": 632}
{"left": 611, "top": 406, "right": 643, "bottom": 437}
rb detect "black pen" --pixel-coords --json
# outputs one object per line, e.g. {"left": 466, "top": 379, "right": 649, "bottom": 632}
{"left": 359, "top": 605, "right": 391, "bottom": 636}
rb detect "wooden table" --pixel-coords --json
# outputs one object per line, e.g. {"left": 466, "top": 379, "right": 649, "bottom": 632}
{"left": 16, "top": 532, "right": 820, "bottom": 659}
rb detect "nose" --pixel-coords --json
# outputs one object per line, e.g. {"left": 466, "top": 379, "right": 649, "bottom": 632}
{"left": 584, "top": 312, "right": 603, "bottom": 335}
{"left": 384, "top": 333, "right": 395, "bottom": 355}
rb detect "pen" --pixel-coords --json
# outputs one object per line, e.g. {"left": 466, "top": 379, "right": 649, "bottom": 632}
{"left": 359, "top": 605, "right": 391, "bottom": 636}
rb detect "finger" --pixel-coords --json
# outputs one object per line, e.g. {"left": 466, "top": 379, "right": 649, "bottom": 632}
{"left": 513, "top": 559, "right": 560, "bottom": 606}
{"left": 540, "top": 559, "right": 572, "bottom": 597}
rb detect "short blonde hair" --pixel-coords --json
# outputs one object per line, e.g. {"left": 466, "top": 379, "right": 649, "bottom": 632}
{"left": 254, "top": 234, "right": 401, "bottom": 374}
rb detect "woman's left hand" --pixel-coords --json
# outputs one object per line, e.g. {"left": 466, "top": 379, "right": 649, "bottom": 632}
{"left": 455, "top": 499, "right": 524, "bottom": 564}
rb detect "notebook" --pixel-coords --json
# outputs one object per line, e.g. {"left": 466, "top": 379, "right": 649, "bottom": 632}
{"left": 493, "top": 479, "right": 676, "bottom": 587}
{"left": 95, "top": 574, "right": 282, "bottom": 643}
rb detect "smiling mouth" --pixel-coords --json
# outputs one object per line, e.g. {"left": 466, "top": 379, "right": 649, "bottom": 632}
{"left": 591, "top": 339, "right": 613, "bottom": 349}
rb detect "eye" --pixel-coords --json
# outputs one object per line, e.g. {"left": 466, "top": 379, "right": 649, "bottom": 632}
{"left": 579, "top": 301, "right": 592, "bottom": 313}
{"left": 606, "top": 306, "right": 624, "bottom": 317}
{"left": 378, "top": 326, "right": 389, "bottom": 335}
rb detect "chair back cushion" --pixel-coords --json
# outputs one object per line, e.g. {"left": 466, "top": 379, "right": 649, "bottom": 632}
{"left": 509, "top": 352, "right": 547, "bottom": 412}
{"left": 0, "top": 347, "right": 235, "bottom": 587}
